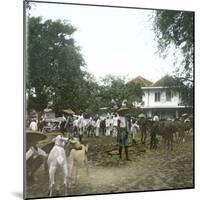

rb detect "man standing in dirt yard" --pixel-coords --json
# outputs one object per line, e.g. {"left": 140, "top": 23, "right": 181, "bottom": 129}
{"left": 117, "top": 105, "right": 131, "bottom": 161}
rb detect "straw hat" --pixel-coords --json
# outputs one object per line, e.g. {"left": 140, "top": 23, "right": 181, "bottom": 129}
{"left": 26, "top": 131, "right": 47, "bottom": 150}
{"left": 117, "top": 106, "right": 129, "bottom": 113}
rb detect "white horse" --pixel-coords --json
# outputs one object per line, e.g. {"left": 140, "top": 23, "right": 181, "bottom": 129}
{"left": 47, "top": 135, "right": 69, "bottom": 196}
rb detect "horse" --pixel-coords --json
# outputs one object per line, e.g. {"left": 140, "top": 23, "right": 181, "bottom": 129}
{"left": 157, "top": 120, "right": 176, "bottom": 151}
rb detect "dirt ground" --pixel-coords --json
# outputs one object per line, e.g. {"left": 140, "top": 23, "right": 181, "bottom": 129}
{"left": 26, "top": 133, "right": 194, "bottom": 199}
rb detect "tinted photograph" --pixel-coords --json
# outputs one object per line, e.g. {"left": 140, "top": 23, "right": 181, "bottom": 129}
{"left": 24, "top": 1, "right": 194, "bottom": 199}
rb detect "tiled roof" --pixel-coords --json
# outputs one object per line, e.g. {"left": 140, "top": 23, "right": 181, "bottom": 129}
{"left": 151, "top": 75, "right": 178, "bottom": 87}
{"left": 130, "top": 76, "right": 153, "bottom": 87}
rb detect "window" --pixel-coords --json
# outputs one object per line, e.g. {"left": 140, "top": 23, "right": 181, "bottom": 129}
{"left": 155, "top": 92, "right": 160, "bottom": 102}
{"left": 166, "top": 91, "right": 172, "bottom": 101}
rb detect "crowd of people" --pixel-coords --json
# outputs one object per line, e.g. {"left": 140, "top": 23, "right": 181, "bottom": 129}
{"left": 28, "top": 112, "right": 142, "bottom": 144}
{"left": 28, "top": 108, "right": 193, "bottom": 162}
{"left": 26, "top": 107, "right": 193, "bottom": 186}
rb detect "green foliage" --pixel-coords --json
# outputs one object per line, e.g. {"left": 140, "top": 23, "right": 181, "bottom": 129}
{"left": 27, "top": 17, "right": 85, "bottom": 113}
{"left": 153, "top": 10, "right": 194, "bottom": 84}
{"left": 99, "top": 75, "right": 143, "bottom": 110}
{"left": 100, "top": 75, "right": 126, "bottom": 104}
{"left": 173, "top": 77, "right": 194, "bottom": 106}
{"left": 152, "top": 10, "right": 194, "bottom": 106}
{"left": 74, "top": 73, "right": 102, "bottom": 114}
{"left": 125, "top": 81, "right": 144, "bottom": 105}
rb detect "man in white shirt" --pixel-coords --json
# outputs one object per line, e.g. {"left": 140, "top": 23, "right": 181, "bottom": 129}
{"left": 29, "top": 119, "right": 38, "bottom": 131}
{"left": 95, "top": 118, "right": 101, "bottom": 137}
{"left": 105, "top": 116, "right": 111, "bottom": 136}
{"left": 112, "top": 114, "right": 119, "bottom": 137}
{"left": 77, "top": 115, "right": 84, "bottom": 142}
{"left": 110, "top": 116, "right": 114, "bottom": 136}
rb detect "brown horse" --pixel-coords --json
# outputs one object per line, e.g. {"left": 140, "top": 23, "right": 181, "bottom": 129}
{"left": 158, "top": 120, "right": 175, "bottom": 151}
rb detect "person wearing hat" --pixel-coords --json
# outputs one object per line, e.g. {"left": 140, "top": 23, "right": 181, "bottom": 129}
{"left": 105, "top": 115, "right": 111, "bottom": 136}
{"left": 95, "top": 117, "right": 101, "bottom": 137}
{"left": 153, "top": 115, "right": 159, "bottom": 122}
{"left": 26, "top": 132, "right": 48, "bottom": 182}
{"left": 29, "top": 119, "right": 38, "bottom": 131}
{"left": 117, "top": 106, "right": 131, "bottom": 161}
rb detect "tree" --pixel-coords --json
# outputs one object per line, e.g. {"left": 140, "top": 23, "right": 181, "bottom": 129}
{"left": 27, "top": 16, "right": 85, "bottom": 113}
{"left": 152, "top": 10, "right": 194, "bottom": 106}
{"left": 125, "top": 81, "right": 144, "bottom": 107}
{"left": 153, "top": 10, "right": 194, "bottom": 83}
{"left": 99, "top": 75, "right": 143, "bottom": 111}
{"left": 74, "top": 73, "right": 103, "bottom": 114}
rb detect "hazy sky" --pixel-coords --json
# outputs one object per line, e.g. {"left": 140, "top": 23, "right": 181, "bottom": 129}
{"left": 28, "top": 2, "right": 179, "bottom": 82}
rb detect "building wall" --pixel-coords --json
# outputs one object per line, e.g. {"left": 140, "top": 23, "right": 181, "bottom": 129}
{"left": 142, "top": 88, "right": 181, "bottom": 108}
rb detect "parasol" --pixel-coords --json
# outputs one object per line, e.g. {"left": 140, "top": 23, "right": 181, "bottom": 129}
{"left": 117, "top": 106, "right": 129, "bottom": 113}
{"left": 100, "top": 107, "right": 109, "bottom": 110}
{"left": 45, "top": 118, "right": 60, "bottom": 123}
{"left": 184, "top": 118, "right": 190, "bottom": 122}
{"left": 181, "top": 113, "right": 188, "bottom": 117}
{"left": 63, "top": 108, "right": 75, "bottom": 115}
{"left": 138, "top": 113, "right": 146, "bottom": 118}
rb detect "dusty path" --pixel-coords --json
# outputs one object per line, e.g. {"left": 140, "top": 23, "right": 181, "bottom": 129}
{"left": 26, "top": 134, "right": 194, "bottom": 198}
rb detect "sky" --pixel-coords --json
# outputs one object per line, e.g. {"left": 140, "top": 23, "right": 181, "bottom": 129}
{"left": 28, "top": 2, "right": 180, "bottom": 83}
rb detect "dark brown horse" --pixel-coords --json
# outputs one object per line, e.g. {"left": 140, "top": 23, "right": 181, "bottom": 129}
{"left": 158, "top": 120, "right": 176, "bottom": 151}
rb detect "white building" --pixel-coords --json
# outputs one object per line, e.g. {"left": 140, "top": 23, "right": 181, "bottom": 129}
{"left": 141, "top": 87, "right": 185, "bottom": 119}
{"left": 132, "top": 75, "right": 191, "bottom": 120}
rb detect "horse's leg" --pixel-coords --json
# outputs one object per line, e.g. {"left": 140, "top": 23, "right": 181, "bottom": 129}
{"left": 183, "top": 131, "right": 186, "bottom": 143}
{"left": 150, "top": 135, "right": 153, "bottom": 149}
{"left": 63, "top": 164, "right": 68, "bottom": 195}
{"left": 68, "top": 160, "right": 73, "bottom": 188}
{"left": 84, "top": 157, "right": 89, "bottom": 176}
{"left": 141, "top": 131, "right": 143, "bottom": 144}
{"left": 48, "top": 166, "right": 56, "bottom": 197}
{"left": 175, "top": 132, "right": 178, "bottom": 143}
{"left": 177, "top": 131, "right": 181, "bottom": 143}
{"left": 164, "top": 137, "right": 168, "bottom": 150}
{"left": 144, "top": 131, "right": 147, "bottom": 144}
{"left": 179, "top": 131, "right": 182, "bottom": 143}
{"left": 74, "top": 165, "right": 78, "bottom": 186}
{"left": 153, "top": 135, "right": 156, "bottom": 149}
{"left": 167, "top": 136, "right": 170, "bottom": 150}
{"left": 171, "top": 137, "right": 173, "bottom": 151}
